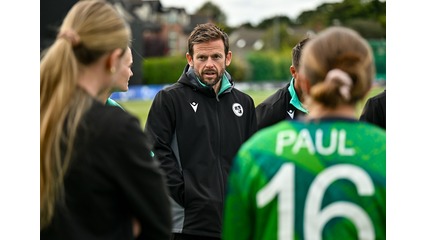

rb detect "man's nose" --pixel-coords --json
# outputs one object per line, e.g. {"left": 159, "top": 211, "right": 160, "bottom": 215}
{"left": 205, "top": 57, "right": 215, "bottom": 67}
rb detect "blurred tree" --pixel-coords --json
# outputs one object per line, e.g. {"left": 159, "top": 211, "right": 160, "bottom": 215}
{"left": 193, "top": 1, "right": 232, "bottom": 34}
{"left": 195, "top": 1, "right": 227, "bottom": 25}
{"left": 261, "top": 22, "right": 290, "bottom": 51}
{"left": 297, "top": 10, "right": 329, "bottom": 32}
{"left": 296, "top": 0, "right": 385, "bottom": 38}
{"left": 346, "top": 19, "right": 385, "bottom": 38}
{"left": 257, "top": 16, "right": 293, "bottom": 29}
{"left": 239, "top": 22, "right": 256, "bottom": 29}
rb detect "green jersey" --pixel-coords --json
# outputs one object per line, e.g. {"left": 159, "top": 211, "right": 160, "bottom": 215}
{"left": 223, "top": 118, "right": 386, "bottom": 240}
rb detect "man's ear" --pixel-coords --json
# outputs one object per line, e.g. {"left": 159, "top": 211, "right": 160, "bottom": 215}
{"left": 290, "top": 65, "right": 296, "bottom": 77}
{"left": 225, "top": 51, "right": 232, "bottom": 67}
{"left": 186, "top": 53, "right": 193, "bottom": 67}
{"left": 106, "top": 48, "right": 124, "bottom": 73}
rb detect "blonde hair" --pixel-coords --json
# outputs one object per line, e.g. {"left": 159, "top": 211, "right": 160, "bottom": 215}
{"left": 300, "top": 26, "right": 375, "bottom": 108}
{"left": 40, "top": 0, "right": 131, "bottom": 229}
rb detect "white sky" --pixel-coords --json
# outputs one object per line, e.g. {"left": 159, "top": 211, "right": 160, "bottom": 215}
{"left": 160, "top": 0, "right": 343, "bottom": 27}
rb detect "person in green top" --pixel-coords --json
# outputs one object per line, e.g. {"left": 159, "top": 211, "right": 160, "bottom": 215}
{"left": 222, "top": 26, "right": 386, "bottom": 240}
{"left": 102, "top": 46, "right": 133, "bottom": 110}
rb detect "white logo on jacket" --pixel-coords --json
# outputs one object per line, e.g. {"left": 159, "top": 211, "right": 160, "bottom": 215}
{"left": 232, "top": 103, "right": 243, "bottom": 117}
{"left": 287, "top": 110, "right": 294, "bottom": 119}
{"left": 190, "top": 102, "right": 198, "bottom": 112}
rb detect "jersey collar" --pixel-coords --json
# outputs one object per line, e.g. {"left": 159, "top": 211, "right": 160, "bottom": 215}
{"left": 288, "top": 77, "right": 308, "bottom": 113}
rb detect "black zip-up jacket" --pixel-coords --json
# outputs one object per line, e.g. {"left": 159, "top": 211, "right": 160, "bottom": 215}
{"left": 255, "top": 81, "right": 307, "bottom": 130}
{"left": 145, "top": 64, "right": 258, "bottom": 238}
{"left": 359, "top": 89, "right": 386, "bottom": 129}
{"left": 41, "top": 100, "right": 171, "bottom": 240}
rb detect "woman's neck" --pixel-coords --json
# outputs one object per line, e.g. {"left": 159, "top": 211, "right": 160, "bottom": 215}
{"left": 98, "top": 90, "right": 111, "bottom": 104}
{"left": 77, "top": 65, "right": 110, "bottom": 102}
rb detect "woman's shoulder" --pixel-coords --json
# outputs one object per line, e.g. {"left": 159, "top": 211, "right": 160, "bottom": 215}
{"left": 86, "top": 102, "right": 141, "bottom": 133}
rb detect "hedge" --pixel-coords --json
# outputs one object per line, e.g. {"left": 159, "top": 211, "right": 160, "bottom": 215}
{"left": 141, "top": 53, "right": 293, "bottom": 84}
{"left": 140, "top": 43, "right": 384, "bottom": 84}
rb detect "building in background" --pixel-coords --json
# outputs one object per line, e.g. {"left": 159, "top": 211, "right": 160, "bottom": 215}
{"left": 41, "top": 0, "right": 210, "bottom": 84}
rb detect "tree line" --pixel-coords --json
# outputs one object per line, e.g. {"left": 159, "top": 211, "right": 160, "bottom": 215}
{"left": 196, "top": 0, "right": 385, "bottom": 50}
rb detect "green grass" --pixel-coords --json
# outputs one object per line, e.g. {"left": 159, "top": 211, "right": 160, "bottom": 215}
{"left": 117, "top": 100, "right": 152, "bottom": 128}
{"left": 118, "top": 85, "right": 385, "bottom": 129}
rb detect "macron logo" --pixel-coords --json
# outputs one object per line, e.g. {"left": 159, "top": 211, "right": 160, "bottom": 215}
{"left": 190, "top": 102, "right": 198, "bottom": 112}
{"left": 287, "top": 110, "right": 294, "bottom": 119}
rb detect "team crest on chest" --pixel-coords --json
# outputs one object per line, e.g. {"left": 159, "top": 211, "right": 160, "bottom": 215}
{"left": 232, "top": 103, "right": 243, "bottom": 117}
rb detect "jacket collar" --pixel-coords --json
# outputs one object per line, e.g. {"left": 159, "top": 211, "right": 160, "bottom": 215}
{"left": 288, "top": 77, "right": 308, "bottom": 113}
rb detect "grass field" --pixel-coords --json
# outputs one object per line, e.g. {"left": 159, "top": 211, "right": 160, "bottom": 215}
{"left": 118, "top": 85, "right": 385, "bottom": 129}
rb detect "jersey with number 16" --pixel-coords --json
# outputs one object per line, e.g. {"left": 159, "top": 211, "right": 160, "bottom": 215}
{"left": 222, "top": 119, "right": 386, "bottom": 240}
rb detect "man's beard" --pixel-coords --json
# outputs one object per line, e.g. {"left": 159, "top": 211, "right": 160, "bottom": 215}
{"left": 197, "top": 69, "right": 223, "bottom": 87}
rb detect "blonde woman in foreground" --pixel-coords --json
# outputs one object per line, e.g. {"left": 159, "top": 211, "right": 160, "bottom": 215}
{"left": 40, "top": 1, "right": 171, "bottom": 239}
{"left": 223, "top": 26, "right": 385, "bottom": 240}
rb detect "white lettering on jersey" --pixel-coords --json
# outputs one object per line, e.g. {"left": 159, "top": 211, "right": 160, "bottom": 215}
{"left": 257, "top": 163, "right": 375, "bottom": 240}
{"left": 275, "top": 128, "right": 355, "bottom": 156}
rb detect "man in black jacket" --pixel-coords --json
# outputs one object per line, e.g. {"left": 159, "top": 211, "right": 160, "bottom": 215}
{"left": 255, "top": 37, "right": 310, "bottom": 130}
{"left": 359, "top": 89, "right": 386, "bottom": 129}
{"left": 145, "top": 23, "right": 257, "bottom": 240}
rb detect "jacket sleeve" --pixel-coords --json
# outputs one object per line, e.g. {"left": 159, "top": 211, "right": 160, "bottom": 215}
{"left": 113, "top": 115, "right": 172, "bottom": 240}
{"left": 255, "top": 102, "right": 269, "bottom": 130}
{"left": 359, "top": 92, "right": 386, "bottom": 129}
{"left": 145, "top": 90, "right": 185, "bottom": 206}
{"left": 247, "top": 95, "right": 259, "bottom": 139}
